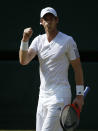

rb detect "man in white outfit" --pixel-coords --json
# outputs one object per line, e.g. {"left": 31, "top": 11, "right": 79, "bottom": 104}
{"left": 19, "top": 7, "right": 84, "bottom": 131}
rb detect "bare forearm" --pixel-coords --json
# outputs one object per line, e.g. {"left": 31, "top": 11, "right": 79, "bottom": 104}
{"left": 19, "top": 50, "right": 29, "bottom": 65}
{"left": 70, "top": 58, "right": 84, "bottom": 85}
{"left": 74, "top": 66, "right": 84, "bottom": 85}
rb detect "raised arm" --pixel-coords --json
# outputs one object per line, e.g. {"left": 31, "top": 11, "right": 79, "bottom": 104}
{"left": 19, "top": 28, "right": 37, "bottom": 65}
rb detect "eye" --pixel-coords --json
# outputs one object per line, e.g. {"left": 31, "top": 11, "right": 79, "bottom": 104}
{"left": 43, "top": 16, "right": 48, "bottom": 21}
{"left": 43, "top": 14, "right": 55, "bottom": 21}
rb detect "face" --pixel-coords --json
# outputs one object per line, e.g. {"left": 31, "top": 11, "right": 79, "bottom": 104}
{"left": 40, "top": 13, "right": 59, "bottom": 32}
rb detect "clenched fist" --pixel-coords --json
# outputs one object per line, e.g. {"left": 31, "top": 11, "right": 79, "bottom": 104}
{"left": 22, "top": 27, "right": 33, "bottom": 42}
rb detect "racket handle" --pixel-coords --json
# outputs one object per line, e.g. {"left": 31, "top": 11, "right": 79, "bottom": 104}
{"left": 84, "top": 86, "right": 90, "bottom": 98}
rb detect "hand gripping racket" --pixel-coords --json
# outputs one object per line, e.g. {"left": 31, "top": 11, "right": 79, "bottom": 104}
{"left": 60, "top": 86, "right": 90, "bottom": 131}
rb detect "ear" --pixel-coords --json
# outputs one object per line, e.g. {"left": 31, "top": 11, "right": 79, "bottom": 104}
{"left": 40, "top": 18, "right": 43, "bottom": 25}
{"left": 56, "top": 17, "right": 59, "bottom": 24}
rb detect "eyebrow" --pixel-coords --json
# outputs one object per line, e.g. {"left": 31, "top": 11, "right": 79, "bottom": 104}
{"left": 43, "top": 16, "right": 56, "bottom": 21}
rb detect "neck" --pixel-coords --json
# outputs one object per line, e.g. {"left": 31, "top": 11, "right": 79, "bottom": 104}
{"left": 46, "top": 29, "right": 58, "bottom": 42}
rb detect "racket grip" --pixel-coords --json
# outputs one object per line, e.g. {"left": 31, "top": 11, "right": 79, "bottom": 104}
{"left": 84, "top": 86, "right": 90, "bottom": 98}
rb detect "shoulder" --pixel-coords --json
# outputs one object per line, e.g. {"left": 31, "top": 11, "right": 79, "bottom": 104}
{"left": 31, "top": 33, "right": 46, "bottom": 50}
{"left": 31, "top": 33, "right": 46, "bottom": 45}
{"left": 35, "top": 33, "right": 46, "bottom": 41}
{"left": 59, "top": 32, "right": 78, "bottom": 50}
{"left": 58, "top": 32, "right": 73, "bottom": 41}
{"left": 58, "top": 32, "right": 75, "bottom": 47}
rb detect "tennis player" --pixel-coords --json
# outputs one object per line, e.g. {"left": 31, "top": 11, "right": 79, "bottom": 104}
{"left": 19, "top": 7, "right": 84, "bottom": 131}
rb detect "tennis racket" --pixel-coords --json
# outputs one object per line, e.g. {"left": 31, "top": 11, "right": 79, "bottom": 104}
{"left": 60, "top": 86, "right": 90, "bottom": 131}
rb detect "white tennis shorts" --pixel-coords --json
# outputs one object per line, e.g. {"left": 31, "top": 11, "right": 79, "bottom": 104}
{"left": 36, "top": 96, "right": 71, "bottom": 131}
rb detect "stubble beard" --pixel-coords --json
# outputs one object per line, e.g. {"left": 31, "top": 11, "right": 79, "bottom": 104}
{"left": 45, "top": 24, "right": 56, "bottom": 34}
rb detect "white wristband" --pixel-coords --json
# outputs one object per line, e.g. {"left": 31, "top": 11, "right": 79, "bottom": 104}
{"left": 20, "top": 41, "right": 28, "bottom": 51}
{"left": 76, "top": 85, "right": 84, "bottom": 95}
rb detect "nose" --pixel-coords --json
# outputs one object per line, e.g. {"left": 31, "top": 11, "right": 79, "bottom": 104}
{"left": 46, "top": 17, "right": 53, "bottom": 24}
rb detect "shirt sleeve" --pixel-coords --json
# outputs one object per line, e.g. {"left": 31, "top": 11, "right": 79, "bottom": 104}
{"left": 66, "top": 37, "right": 80, "bottom": 60}
{"left": 29, "top": 36, "right": 39, "bottom": 54}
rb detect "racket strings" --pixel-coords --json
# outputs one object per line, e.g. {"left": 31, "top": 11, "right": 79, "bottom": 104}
{"left": 65, "top": 109, "right": 73, "bottom": 125}
{"left": 62, "top": 106, "right": 78, "bottom": 128}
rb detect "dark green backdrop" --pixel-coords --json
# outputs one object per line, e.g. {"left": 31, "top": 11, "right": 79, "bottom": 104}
{"left": 0, "top": 0, "right": 98, "bottom": 130}
{"left": 0, "top": 61, "right": 98, "bottom": 129}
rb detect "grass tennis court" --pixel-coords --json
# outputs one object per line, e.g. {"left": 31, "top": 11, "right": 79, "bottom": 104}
{"left": 0, "top": 129, "right": 98, "bottom": 131}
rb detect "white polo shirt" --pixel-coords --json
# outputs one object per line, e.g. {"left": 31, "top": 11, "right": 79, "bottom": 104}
{"left": 29, "top": 32, "right": 80, "bottom": 103}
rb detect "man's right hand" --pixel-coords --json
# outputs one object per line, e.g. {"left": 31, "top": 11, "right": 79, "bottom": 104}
{"left": 22, "top": 27, "right": 33, "bottom": 42}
